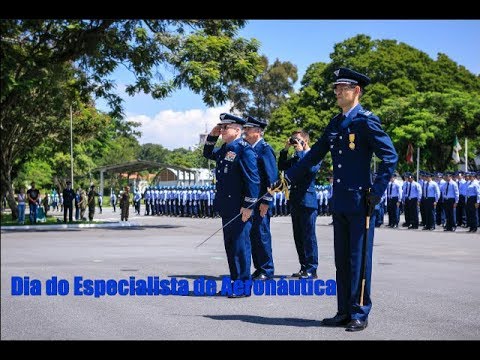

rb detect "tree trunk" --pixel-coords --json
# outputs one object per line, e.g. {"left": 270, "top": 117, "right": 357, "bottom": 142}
{"left": 0, "top": 166, "right": 18, "bottom": 220}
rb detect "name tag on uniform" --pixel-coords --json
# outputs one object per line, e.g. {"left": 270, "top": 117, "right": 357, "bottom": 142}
{"left": 225, "top": 151, "right": 237, "bottom": 162}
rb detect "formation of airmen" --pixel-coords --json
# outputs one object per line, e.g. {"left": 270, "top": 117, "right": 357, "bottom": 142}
{"left": 134, "top": 185, "right": 335, "bottom": 218}
{"left": 122, "top": 168, "right": 480, "bottom": 234}
{"left": 384, "top": 170, "right": 480, "bottom": 232}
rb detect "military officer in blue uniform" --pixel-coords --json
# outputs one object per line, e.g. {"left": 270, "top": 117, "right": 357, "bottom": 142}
{"left": 203, "top": 113, "right": 260, "bottom": 297}
{"left": 278, "top": 129, "right": 321, "bottom": 279}
{"left": 272, "top": 68, "right": 398, "bottom": 331}
{"left": 386, "top": 173, "right": 402, "bottom": 228}
{"left": 243, "top": 115, "right": 279, "bottom": 280}
{"left": 422, "top": 172, "right": 440, "bottom": 230}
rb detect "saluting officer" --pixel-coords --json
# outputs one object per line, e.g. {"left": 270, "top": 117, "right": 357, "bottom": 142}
{"left": 203, "top": 113, "right": 260, "bottom": 297}
{"left": 272, "top": 68, "right": 398, "bottom": 331}
{"left": 243, "top": 115, "right": 279, "bottom": 281}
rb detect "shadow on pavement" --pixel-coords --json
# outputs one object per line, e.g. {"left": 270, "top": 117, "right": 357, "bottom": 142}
{"left": 204, "top": 314, "right": 319, "bottom": 327}
{"left": 168, "top": 274, "right": 228, "bottom": 280}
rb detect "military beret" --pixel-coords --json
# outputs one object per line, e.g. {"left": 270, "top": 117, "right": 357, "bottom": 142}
{"left": 218, "top": 113, "right": 246, "bottom": 126}
{"left": 333, "top": 67, "right": 371, "bottom": 88}
{"left": 243, "top": 115, "right": 267, "bottom": 129}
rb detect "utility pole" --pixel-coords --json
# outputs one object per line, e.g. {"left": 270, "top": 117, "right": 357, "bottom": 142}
{"left": 70, "top": 104, "right": 74, "bottom": 187}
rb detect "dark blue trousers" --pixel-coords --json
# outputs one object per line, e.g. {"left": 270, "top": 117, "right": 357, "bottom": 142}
{"left": 250, "top": 206, "right": 274, "bottom": 278}
{"left": 466, "top": 196, "right": 478, "bottom": 231}
{"left": 387, "top": 197, "right": 399, "bottom": 226}
{"left": 222, "top": 215, "right": 252, "bottom": 281}
{"left": 333, "top": 212, "right": 376, "bottom": 321}
{"left": 444, "top": 198, "right": 456, "bottom": 230}
{"left": 406, "top": 198, "right": 419, "bottom": 227}
{"left": 290, "top": 206, "right": 318, "bottom": 274}
{"left": 424, "top": 198, "right": 436, "bottom": 229}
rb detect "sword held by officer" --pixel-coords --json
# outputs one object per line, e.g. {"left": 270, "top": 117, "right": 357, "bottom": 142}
{"left": 195, "top": 177, "right": 289, "bottom": 249}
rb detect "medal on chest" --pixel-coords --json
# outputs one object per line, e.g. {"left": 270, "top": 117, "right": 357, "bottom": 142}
{"left": 225, "top": 151, "right": 237, "bottom": 162}
{"left": 349, "top": 133, "right": 355, "bottom": 150}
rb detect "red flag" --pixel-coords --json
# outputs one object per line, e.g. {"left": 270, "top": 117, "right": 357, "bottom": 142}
{"left": 406, "top": 143, "right": 414, "bottom": 164}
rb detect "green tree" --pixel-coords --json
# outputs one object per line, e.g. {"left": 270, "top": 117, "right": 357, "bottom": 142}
{"left": 1, "top": 19, "right": 262, "bottom": 215}
{"left": 138, "top": 143, "right": 170, "bottom": 163}
{"left": 228, "top": 56, "right": 298, "bottom": 120}
{"left": 268, "top": 34, "right": 480, "bottom": 174}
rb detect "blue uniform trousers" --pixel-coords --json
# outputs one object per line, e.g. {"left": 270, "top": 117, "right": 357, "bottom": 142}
{"left": 290, "top": 205, "right": 318, "bottom": 275}
{"left": 444, "top": 198, "right": 456, "bottom": 230}
{"left": 250, "top": 206, "right": 274, "bottom": 278}
{"left": 466, "top": 196, "right": 478, "bottom": 231}
{"left": 406, "top": 198, "right": 419, "bottom": 227}
{"left": 387, "top": 197, "right": 399, "bottom": 226}
{"left": 333, "top": 212, "right": 376, "bottom": 321}
{"left": 456, "top": 195, "right": 466, "bottom": 226}
{"left": 424, "top": 198, "right": 436, "bottom": 229}
{"left": 222, "top": 215, "right": 252, "bottom": 281}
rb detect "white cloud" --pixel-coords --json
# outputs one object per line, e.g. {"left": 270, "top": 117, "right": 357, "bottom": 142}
{"left": 127, "top": 104, "right": 232, "bottom": 150}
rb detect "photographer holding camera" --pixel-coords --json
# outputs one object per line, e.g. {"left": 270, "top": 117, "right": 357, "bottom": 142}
{"left": 278, "top": 129, "right": 320, "bottom": 279}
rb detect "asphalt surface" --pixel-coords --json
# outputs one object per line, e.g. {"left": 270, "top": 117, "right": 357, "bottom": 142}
{"left": 2, "top": 207, "right": 479, "bottom": 340}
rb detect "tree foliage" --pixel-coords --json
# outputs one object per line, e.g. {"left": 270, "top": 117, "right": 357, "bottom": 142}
{"left": 1, "top": 19, "right": 262, "bottom": 216}
{"left": 268, "top": 34, "right": 480, "bottom": 176}
{"left": 228, "top": 56, "right": 298, "bottom": 120}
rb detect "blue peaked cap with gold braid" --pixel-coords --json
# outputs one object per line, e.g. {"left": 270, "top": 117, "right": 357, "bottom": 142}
{"left": 217, "top": 113, "right": 246, "bottom": 126}
{"left": 333, "top": 67, "right": 371, "bottom": 88}
{"left": 243, "top": 115, "right": 267, "bottom": 129}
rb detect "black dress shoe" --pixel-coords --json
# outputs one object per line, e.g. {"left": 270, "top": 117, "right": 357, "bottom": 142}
{"left": 299, "top": 270, "right": 318, "bottom": 279}
{"left": 291, "top": 270, "right": 304, "bottom": 277}
{"left": 321, "top": 313, "right": 350, "bottom": 326}
{"left": 227, "top": 293, "right": 250, "bottom": 299}
{"left": 345, "top": 319, "right": 368, "bottom": 332}
{"left": 251, "top": 270, "right": 261, "bottom": 278}
{"left": 252, "top": 273, "right": 270, "bottom": 281}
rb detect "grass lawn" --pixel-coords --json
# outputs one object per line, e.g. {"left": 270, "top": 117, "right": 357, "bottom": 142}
{"left": 0, "top": 212, "right": 110, "bottom": 226}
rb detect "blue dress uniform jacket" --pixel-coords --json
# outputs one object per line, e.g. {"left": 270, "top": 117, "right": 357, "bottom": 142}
{"left": 279, "top": 148, "right": 321, "bottom": 275}
{"left": 286, "top": 105, "right": 397, "bottom": 211}
{"left": 279, "top": 149, "right": 320, "bottom": 209}
{"left": 203, "top": 135, "right": 260, "bottom": 217}
{"left": 285, "top": 104, "right": 398, "bottom": 322}
{"left": 255, "top": 139, "right": 278, "bottom": 206}
{"left": 203, "top": 135, "right": 260, "bottom": 281}
{"left": 250, "top": 138, "right": 278, "bottom": 278}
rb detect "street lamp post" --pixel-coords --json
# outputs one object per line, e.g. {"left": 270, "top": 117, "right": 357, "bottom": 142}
{"left": 70, "top": 104, "right": 74, "bottom": 187}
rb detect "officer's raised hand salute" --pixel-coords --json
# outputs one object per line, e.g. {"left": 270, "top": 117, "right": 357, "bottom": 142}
{"left": 203, "top": 113, "right": 260, "bottom": 293}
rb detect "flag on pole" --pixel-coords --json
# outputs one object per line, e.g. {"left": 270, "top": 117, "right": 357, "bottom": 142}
{"left": 406, "top": 143, "right": 414, "bottom": 164}
{"left": 452, "top": 135, "right": 461, "bottom": 163}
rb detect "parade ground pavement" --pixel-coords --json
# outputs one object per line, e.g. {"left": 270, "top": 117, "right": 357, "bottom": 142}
{"left": 2, "top": 208, "right": 479, "bottom": 340}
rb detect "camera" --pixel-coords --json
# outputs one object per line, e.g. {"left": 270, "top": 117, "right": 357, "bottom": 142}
{"left": 289, "top": 137, "right": 304, "bottom": 146}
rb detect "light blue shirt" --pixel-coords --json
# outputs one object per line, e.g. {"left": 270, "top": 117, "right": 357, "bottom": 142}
{"left": 443, "top": 180, "right": 459, "bottom": 203}
{"left": 423, "top": 180, "right": 440, "bottom": 202}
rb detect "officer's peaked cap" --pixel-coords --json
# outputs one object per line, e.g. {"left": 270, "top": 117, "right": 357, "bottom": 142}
{"left": 218, "top": 113, "right": 246, "bottom": 126}
{"left": 243, "top": 115, "right": 267, "bottom": 129}
{"left": 333, "top": 67, "right": 370, "bottom": 88}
